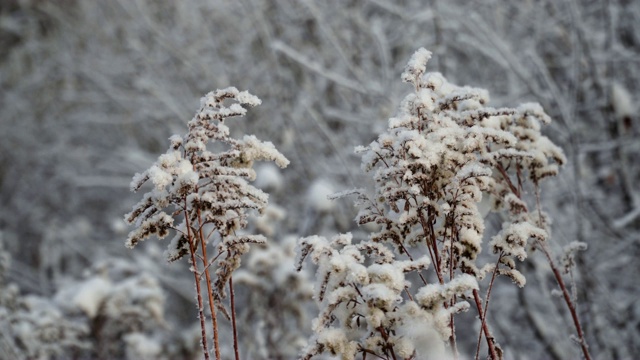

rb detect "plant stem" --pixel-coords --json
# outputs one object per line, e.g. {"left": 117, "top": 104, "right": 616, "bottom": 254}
{"left": 189, "top": 248, "right": 210, "bottom": 360}
{"left": 230, "top": 276, "right": 240, "bottom": 360}
{"left": 537, "top": 241, "right": 592, "bottom": 360}
{"left": 197, "top": 209, "right": 221, "bottom": 360}
{"left": 448, "top": 224, "right": 458, "bottom": 359}
{"left": 376, "top": 326, "right": 398, "bottom": 360}
{"left": 472, "top": 289, "right": 498, "bottom": 360}
{"left": 534, "top": 185, "right": 591, "bottom": 360}
{"left": 184, "top": 205, "right": 210, "bottom": 360}
{"left": 475, "top": 253, "right": 502, "bottom": 360}
{"left": 495, "top": 161, "right": 519, "bottom": 198}
{"left": 418, "top": 208, "right": 443, "bottom": 284}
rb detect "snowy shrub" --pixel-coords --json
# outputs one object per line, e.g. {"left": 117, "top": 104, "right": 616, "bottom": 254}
{"left": 125, "top": 87, "right": 288, "bottom": 359}
{"left": 297, "top": 48, "right": 590, "bottom": 360}
{"left": 53, "top": 256, "right": 199, "bottom": 360}
{"left": 83, "top": 274, "right": 165, "bottom": 358}
{"left": 234, "top": 234, "right": 314, "bottom": 359}
{"left": 0, "top": 234, "right": 89, "bottom": 359}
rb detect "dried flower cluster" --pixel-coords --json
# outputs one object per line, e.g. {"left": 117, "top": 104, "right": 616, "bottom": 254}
{"left": 125, "top": 87, "right": 288, "bottom": 359}
{"left": 296, "top": 48, "right": 576, "bottom": 359}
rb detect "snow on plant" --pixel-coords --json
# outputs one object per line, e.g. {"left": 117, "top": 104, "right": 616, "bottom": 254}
{"left": 234, "top": 234, "right": 314, "bottom": 359}
{"left": 57, "top": 268, "right": 167, "bottom": 358}
{"left": 0, "top": 234, "right": 89, "bottom": 359}
{"left": 297, "top": 48, "right": 590, "bottom": 360}
{"left": 125, "top": 87, "right": 289, "bottom": 360}
{"left": 297, "top": 233, "right": 448, "bottom": 360}
{"left": 82, "top": 274, "right": 166, "bottom": 357}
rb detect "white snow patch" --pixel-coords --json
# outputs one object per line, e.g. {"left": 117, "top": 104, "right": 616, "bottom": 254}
{"left": 72, "top": 277, "right": 113, "bottom": 318}
{"left": 307, "top": 179, "right": 336, "bottom": 212}
{"left": 612, "top": 82, "right": 634, "bottom": 120}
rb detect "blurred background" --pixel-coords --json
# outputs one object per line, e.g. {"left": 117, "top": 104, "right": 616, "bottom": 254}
{"left": 0, "top": 0, "right": 638, "bottom": 359}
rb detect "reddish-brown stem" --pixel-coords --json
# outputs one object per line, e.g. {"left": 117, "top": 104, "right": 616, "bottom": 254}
{"left": 533, "top": 185, "right": 591, "bottom": 360}
{"left": 188, "top": 245, "right": 210, "bottom": 360}
{"left": 200, "top": 251, "right": 225, "bottom": 277}
{"left": 197, "top": 209, "right": 221, "bottom": 360}
{"left": 394, "top": 235, "right": 428, "bottom": 286}
{"left": 472, "top": 289, "right": 498, "bottom": 360}
{"left": 404, "top": 287, "right": 414, "bottom": 301}
{"left": 184, "top": 202, "right": 210, "bottom": 360}
{"left": 376, "top": 326, "right": 398, "bottom": 360}
{"left": 449, "top": 220, "right": 456, "bottom": 281}
{"left": 537, "top": 241, "right": 592, "bottom": 360}
{"left": 418, "top": 209, "right": 443, "bottom": 284}
{"left": 449, "top": 224, "right": 458, "bottom": 359}
{"left": 426, "top": 207, "right": 442, "bottom": 272}
{"left": 495, "top": 161, "right": 519, "bottom": 198}
{"left": 230, "top": 277, "right": 240, "bottom": 360}
{"left": 428, "top": 216, "right": 442, "bottom": 277}
{"left": 475, "top": 253, "right": 503, "bottom": 360}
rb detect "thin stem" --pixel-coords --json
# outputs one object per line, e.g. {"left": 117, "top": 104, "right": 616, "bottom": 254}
{"left": 537, "top": 241, "right": 592, "bottom": 360}
{"left": 376, "top": 326, "right": 398, "bottom": 360}
{"left": 472, "top": 289, "right": 498, "bottom": 360}
{"left": 360, "top": 347, "right": 386, "bottom": 360}
{"left": 188, "top": 244, "right": 210, "bottom": 360}
{"left": 449, "top": 224, "right": 458, "bottom": 359}
{"left": 197, "top": 208, "right": 221, "bottom": 360}
{"left": 428, "top": 213, "right": 442, "bottom": 277}
{"left": 418, "top": 208, "right": 443, "bottom": 284}
{"left": 495, "top": 161, "right": 519, "bottom": 198}
{"left": 404, "top": 287, "right": 414, "bottom": 301}
{"left": 169, "top": 226, "right": 188, "bottom": 237}
{"left": 183, "top": 204, "right": 210, "bottom": 360}
{"left": 534, "top": 185, "right": 591, "bottom": 360}
{"left": 449, "top": 299, "right": 458, "bottom": 360}
{"left": 516, "top": 162, "right": 524, "bottom": 196}
{"left": 199, "top": 251, "right": 225, "bottom": 279}
{"left": 449, "top": 218, "right": 456, "bottom": 281}
{"left": 393, "top": 233, "right": 428, "bottom": 286}
{"left": 482, "top": 254, "right": 502, "bottom": 337}
{"left": 534, "top": 184, "right": 544, "bottom": 228}
{"left": 230, "top": 277, "right": 240, "bottom": 360}
{"left": 475, "top": 253, "right": 503, "bottom": 360}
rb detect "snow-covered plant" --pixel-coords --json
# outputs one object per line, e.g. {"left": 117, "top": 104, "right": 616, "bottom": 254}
{"left": 297, "top": 233, "right": 451, "bottom": 360}
{"left": 53, "top": 256, "right": 194, "bottom": 360}
{"left": 297, "top": 48, "right": 590, "bottom": 360}
{"left": 0, "top": 234, "right": 89, "bottom": 359}
{"left": 70, "top": 274, "right": 166, "bottom": 358}
{"left": 234, "top": 234, "right": 314, "bottom": 359}
{"left": 125, "top": 87, "right": 289, "bottom": 360}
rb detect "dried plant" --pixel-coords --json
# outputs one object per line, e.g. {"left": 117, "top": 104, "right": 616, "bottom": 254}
{"left": 234, "top": 233, "right": 314, "bottom": 359}
{"left": 125, "top": 87, "right": 288, "bottom": 360}
{"left": 297, "top": 48, "right": 590, "bottom": 360}
{"left": 0, "top": 234, "right": 89, "bottom": 359}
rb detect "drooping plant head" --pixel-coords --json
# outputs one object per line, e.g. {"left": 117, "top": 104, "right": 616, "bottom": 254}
{"left": 125, "top": 87, "right": 289, "bottom": 261}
